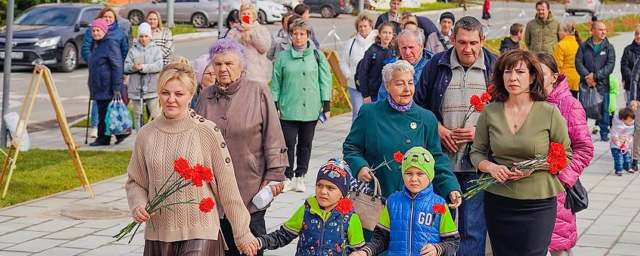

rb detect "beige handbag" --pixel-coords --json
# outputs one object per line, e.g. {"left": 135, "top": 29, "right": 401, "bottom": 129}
{"left": 349, "top": 175, "right": 386, "bottom": 231}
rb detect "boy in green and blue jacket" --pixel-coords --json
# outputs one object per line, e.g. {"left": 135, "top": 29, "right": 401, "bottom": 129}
{"left": 352, "top": 147, "right": 460, "bottom": 256}
{"left": 257, "top": 158, "right": 365, "bottom": 255}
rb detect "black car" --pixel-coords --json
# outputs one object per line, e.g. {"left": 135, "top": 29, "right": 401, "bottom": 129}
{"left": 0, "top": 4, "right": 132, "bottom": 72}
{"left": 303, "top": 0, "right": 354, "bottom": 18}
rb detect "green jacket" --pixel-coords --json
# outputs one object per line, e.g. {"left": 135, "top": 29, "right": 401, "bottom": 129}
{"left": 525, "top": 12, "right": 561, "bottom": 53}
{"left": 342, "top": 99, "right": 461, "bottom": 199}
{"left": 271, "top": 43, "right": 333, "bottom": 121}
{"left": 610, "top": 74, "right": 619, "bottom": 114}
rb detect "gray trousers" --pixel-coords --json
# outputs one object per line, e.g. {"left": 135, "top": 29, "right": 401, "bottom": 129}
{"left": 131, "top": 98, "right": 159, "bottom": 129}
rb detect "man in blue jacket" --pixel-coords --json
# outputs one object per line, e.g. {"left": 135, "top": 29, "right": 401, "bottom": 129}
{"left": 377, "top": 29, "right": 432, "bottom": 101}
{"left": 414, "top": 16, "right": 497, "bottom": 256}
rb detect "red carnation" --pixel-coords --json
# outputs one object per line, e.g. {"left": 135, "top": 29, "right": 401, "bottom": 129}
{"left": 199, "top": 197, "right": 215, "bottom": 213}
{"left": 487, "top": 84, "right": 495, "bottom": 93}
{"left": 191, "top": 172, "right": 203, "bottom": 187}
{"left": 336, "top": 199, "right": 353, "bottom": 214}
{"left": 470, "top": 95, "right": 481, "bottom": 106}
{"left": 432, "top": 203, "right": 446, "bottom": 215}
{"left": 194, "top": 164, "right": 213, "bottom": 183}
{"left": 393, "top": 151, "right": 404, "bottom": 163}
{"left": 174, "top": 158, "right": 194, "bottom": 180}
{"left": 481, "top": 92, "right": 492, "bottom": 104}
{"left": 474, "top": 103, "right": 485, "bottom": 112}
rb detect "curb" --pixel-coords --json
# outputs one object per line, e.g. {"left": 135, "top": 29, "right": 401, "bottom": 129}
{"left": 173, "top": 30, "right": 219, "bottom": 43}
{"left": 364, "top": 5, "right": 483, "bottom": 16}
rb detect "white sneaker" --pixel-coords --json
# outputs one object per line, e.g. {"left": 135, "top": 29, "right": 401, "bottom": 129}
{"left": 282, "top": 178, "right": 294, "bottom": 193}
{"left": 90, "top": 127, "right": 98, "bottom": 138}
{"left": 295, "top": 176, "right": 306, "bottom": 192}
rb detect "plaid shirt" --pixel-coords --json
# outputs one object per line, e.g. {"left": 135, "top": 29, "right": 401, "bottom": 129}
{"left": 152, "top": 28, "right": 174, "bottom": 66}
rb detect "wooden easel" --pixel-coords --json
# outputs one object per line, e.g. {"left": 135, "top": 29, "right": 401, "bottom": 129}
{"left": 0, "top": 65, "right": 94, "bottom": 199}
{"left": 320, "top": 48, "right": 353, "bottom": 109}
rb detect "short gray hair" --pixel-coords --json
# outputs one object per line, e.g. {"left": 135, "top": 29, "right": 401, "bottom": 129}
{"left": 453, "top": 16, "right": 483, "bottom": 40}
{"left": 382, "top": 60, "right": 415, "bottom": 83}
{"left": 288, "top": 18, "right": 311, "bottom": 35}
{"left": 397, "top": 29, "right": 425, "bottom": 46}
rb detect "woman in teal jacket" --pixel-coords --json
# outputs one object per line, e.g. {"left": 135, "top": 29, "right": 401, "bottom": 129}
{"left": 271, "top": 19, "right": 332, "bottom": 193}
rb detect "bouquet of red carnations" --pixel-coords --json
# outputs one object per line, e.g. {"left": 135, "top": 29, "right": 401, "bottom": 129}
{"left": 462, "top": 142, "right": 567, "bottom": 199}
{"left": 113, "top": 158, "right": 216, "bottom": 243}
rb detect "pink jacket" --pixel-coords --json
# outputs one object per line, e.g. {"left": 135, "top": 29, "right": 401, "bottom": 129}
{"left": 546, "top": 75, "right": 594, "bottom": 251}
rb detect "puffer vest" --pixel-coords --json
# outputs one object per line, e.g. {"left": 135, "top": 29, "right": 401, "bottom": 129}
{"left": 388, "top": 185, "right": 446, "bottom": 256}
{"left": 296, "top": 200, "right": 353, "bottom": 256}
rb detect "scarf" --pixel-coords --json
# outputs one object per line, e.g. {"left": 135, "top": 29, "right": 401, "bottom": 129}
{"left": 387, "top": 93, "right": 412, "bottom": 112}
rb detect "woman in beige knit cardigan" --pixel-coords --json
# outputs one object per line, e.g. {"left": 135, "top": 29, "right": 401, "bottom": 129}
{"left": 125, "top": 62, "right": 259, "bottom": 256}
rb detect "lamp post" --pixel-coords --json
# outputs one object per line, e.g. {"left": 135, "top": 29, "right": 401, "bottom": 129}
{"left": 1, "top": 0, "right": 16, "bottom": 147}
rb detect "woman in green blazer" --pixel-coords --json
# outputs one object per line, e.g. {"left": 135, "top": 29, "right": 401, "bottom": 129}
{"left": 343, "top": 60, "right": 461, "bottom": 207}
{"left": 470, "top": 50, "right": 572, "bottom": 256}
{"left": 271, "top": 18, "right": 332, "bottom": 193}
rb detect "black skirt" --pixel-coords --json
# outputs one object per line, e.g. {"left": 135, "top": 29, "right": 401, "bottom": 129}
{"left": 484, "top": 192, "right": 557, "bottom": 256}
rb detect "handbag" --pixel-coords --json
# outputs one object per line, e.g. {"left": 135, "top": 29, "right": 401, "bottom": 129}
{"left": 349, "top": 175, "right": 386, "bottom": 231}
{"left": 564, "top": 178, "right": 589, "bottom": 214}
{"left": 105, "top": 92, "right": 133, "bottom": 136}
{"left": 578, "top": 83, "right": 603, "bottom": 120}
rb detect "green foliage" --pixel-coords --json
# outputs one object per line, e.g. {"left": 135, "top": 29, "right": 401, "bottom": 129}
{"left": 132, "top": 23, "right": 199, "bottom": 37}
{"left": 0, "top": 148, "right": 132, "bottom": 208}
{"left": 376, "top": 1, "right": 461, "bottom": 12}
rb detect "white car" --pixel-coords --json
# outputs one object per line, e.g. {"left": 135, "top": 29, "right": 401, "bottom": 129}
{"left": 265, "top": 0, "right": 300, "bottom": 11}
{"left": 565, "top": 0, "right": 602, "bottom": 16}
{"left": 256, "top": 1, "right": 288, "bottom": 24}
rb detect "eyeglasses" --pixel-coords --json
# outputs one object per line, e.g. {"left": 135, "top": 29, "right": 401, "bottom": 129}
{"left": 204, "top": 72, "right": 215, "bottom": 77}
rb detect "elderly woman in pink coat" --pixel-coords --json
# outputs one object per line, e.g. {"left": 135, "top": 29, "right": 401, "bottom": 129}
{"left": 225, "top": 3, "right": 272, "bottom": 84}
{"left": 537, "top": 53, "right": 594, "bottom": 256}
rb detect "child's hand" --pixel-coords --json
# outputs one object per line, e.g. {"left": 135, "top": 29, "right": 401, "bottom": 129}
{"left": 238, "top": 239, "right": 259, "bottom": 256}
{"left": 349, "top": 251, "right": 367, "bottom": 256}
{"left": 420, "top": 244, "right": 438, "bottom": 256}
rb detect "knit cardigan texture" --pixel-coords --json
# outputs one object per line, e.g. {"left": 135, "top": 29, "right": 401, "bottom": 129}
{"left": 125, "top": 111, "right": 254, "bottom": 244}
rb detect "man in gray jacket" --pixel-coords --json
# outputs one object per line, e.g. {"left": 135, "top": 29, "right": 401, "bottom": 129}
{"left": 575, "top": 21, "right": 616, "bottom": 141}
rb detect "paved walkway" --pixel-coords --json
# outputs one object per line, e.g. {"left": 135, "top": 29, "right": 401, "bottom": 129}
{"left": 2, "top": 32, "right": 640, "bottom": 255}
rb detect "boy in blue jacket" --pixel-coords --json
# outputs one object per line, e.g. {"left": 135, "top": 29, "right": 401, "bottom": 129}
{"left": 351, "top": 147, "right": 460, "bottom": 256}
{"left": 256, "top": 158, "right": 365, "bottom": 255}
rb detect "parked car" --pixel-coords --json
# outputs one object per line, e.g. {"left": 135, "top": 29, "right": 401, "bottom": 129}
{"left": 267, "top": 0, "right": 300, "bottom": 11}
{"left": 255, "top": 1, "right": 288, "bottom": 24}
{"left": 0, "top": 3, "right": 132, "bottom": 72}
{"left": 119, "top": 0, "right": 240, "bottom": 28}
{"left": 303, "top": 0, "right": 354, "bottom": 18}
{"left": 565, "top": 0, "right": 602, "bottom": 16}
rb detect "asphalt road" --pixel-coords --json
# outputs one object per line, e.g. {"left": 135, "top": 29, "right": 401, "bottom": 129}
{"left": 0, "top": 2, "right": 635, "bottom": 129}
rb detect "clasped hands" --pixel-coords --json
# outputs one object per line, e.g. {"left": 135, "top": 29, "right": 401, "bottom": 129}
{"left": 585, "top": 73, "right": 597, "bottom": 88}
{"left": 349, "top": 244, "right": 438, "bottom": 256}
{"left": 438, "top": 124, "right": 475, "bottom": 153}
{"left": 485, "top": 160, "right": 533, "bottom": 183}
{"left": 238, "top": 239, "right": 260, "bottom": 256}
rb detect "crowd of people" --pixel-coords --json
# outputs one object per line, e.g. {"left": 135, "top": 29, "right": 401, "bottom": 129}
{"left": 78, "top": 0, "right": 640, "bottom": 255}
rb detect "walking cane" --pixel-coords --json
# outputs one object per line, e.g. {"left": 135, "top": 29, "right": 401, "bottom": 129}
{"left": 139, "top": 73, "right": 144, "bottom": 129}
{"left": 85, "top": 99, "right": 91, "bottom": 144}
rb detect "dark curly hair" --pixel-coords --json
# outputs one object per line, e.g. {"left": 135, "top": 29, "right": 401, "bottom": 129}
{"left": 490, "top": 50, "right": 546, "bottom": 102}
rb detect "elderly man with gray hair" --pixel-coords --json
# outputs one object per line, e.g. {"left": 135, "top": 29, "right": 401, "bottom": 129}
{"left": 377, "top": 29, "right": 432, "bottom": 101}
{"left": 415, "top": 16, "right": 497, "bottom": 256}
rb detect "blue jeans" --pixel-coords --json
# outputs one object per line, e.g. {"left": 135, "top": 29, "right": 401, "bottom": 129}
{"left": 599, "top": 92, "right": 610, "bottom": 138}
{"left": 612, "top": 148, "right": 631, "bottom": 171}
{"left": 348, "top": 87, "right": 364, "bottom": 122}
{"left": 91, "top": 100, "right": 99, "bottom": 127}
{"left": 454, "top": 172, "right": 487, "bottom": 256}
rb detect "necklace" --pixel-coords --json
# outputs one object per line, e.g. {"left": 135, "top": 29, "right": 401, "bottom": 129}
{"left": 506, "top": 102, "right": 534, "bottom": 132}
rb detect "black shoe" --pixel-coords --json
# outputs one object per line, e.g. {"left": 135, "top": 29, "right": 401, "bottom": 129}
{"left": 115, "top": 134, "right": 130, "bottom": 145}
{"left": 632, "top": 160, "right": 638, "bottom": 172}
{"left": 90, "top": 141, "right": 110, "bottom": 146}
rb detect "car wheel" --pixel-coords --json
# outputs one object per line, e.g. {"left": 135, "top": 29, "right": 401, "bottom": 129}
{"left": 128, "top": 10, "right": 144, "bottom": 26}
{"left": 192, "top": 13, "right": 208, "bottom": 28}
{"left": 320, "top": 6, "right": 334, "bottom": 18}
{"left": 258, "top": 10, "right": 267, "bottom": 24}
{"left": 59, "top": 43, "right": 77, "bottom": 72}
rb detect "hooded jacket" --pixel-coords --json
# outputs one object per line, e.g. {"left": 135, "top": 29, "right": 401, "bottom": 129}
{"left": 621, "top": 41, "right": 640, "bottom": 90}
{"left": 82, "top": 20, "right": 129, "bottom": 63}
{"left": 88, "top": 33, "right": 123, "bottom": 100}
{"left": 357, "top": 44, "right": 397, "bottom": 99}
{"left": 339, "top": 31, "right": 377, "bottom": 90}
{"left": 546, "top": 75, "right": 594, "bottom": 252}
{"left": 124, "top": 40, "right": 163, "bottom": 99}
{"left": 226, "top": 21, "right": 272, "bottom": 84}
{"left": 524, "top": 12, "right": 561, "bottom": 53}
{"left": 575, "top": 37, "right": 616, "bottom": 95}
{"left": 553, "top": 36, "right": 581, "bottom": 92}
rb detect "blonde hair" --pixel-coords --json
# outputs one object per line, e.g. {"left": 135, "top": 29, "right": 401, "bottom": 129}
{"left": 157, "top": 63, "right": 197, "bottom": 96}
{"left": 240, "top": 3, "right": 258, "bottom": 23}
{"left": 146, "top": 10, "right": 163, "bottom": 30}
{"left": 171, "top": 55, "right": 190, "bottom": 65}
{"left": 354, "top": 13, "right": 374, "bottom": 31}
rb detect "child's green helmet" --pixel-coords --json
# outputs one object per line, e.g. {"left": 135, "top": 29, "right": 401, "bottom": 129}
{"left": 401, "top": 147, "right": 435, "bottom": 181}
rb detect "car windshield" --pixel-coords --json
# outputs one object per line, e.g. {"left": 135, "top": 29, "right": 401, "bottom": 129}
{"left": 15, "top": 7, "right": 79, "bottom": 26}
